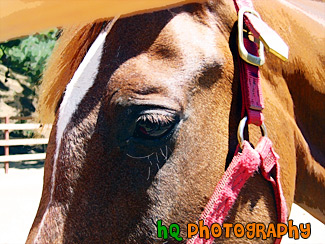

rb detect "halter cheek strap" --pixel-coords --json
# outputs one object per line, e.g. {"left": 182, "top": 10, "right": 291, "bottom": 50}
{"left": 234, "top": 0, "right": 288, "bottom": 126}
{"left": 235, "top": 0, "right": 265, "bottom": 127}
{"left": 187, "top": 0, "right": 288, "bottom": 243}
{"left": 187, "top": 138, "right": 287, "bottom": 244}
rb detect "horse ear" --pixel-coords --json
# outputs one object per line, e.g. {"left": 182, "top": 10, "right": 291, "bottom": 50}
{"left": 38, "top": 21, "right": 106, "bottom": 124}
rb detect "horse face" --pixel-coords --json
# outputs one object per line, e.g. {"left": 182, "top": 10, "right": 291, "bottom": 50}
{"left": 28, "top": 2, "right": 280, "bottom": 243}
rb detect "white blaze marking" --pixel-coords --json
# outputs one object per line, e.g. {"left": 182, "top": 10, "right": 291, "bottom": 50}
{"left": 36, "top": 16, "right": 119, "bottom": 237}
{"left": 54, "top": 27, "right": 108, "bottom": 166}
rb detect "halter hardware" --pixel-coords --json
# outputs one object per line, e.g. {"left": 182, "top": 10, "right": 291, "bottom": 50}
{"left": 238, "top": 7, "right": 265, "bottom": 66}
{"left": 237, "top": 116, "right": 267, "bottom": 148}
{"left": 238, "top": 7, "right": 289, "bottom": 64}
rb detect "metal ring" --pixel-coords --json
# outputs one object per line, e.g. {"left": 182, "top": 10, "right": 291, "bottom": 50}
{"left": 237, "top": 7, "right": 265, "bottom": 66}
{"left": 237, "top": 116, "right": 267, "bottom": 148}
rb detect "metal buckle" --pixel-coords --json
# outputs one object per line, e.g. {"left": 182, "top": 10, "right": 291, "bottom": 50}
{"left": 238, "top": 7, "right": 265, "bottom": 66}
{"left": 237, "top": 116, "right": 267, "bottom": 148}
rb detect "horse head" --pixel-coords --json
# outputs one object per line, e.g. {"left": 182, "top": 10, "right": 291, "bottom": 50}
{"left": 27, "top": 0, "right": 325, "bottom": 243}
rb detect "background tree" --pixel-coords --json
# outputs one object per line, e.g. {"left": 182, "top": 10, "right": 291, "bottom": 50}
{"left": 0, "top": 30, "right": 59, "bottom": 117}
{"left": 0, "top": 30, "right": 59, "bottom": 157}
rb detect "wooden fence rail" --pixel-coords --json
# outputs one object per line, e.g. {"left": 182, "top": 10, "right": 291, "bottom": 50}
{"left": 0, "top": 116, "right": 51, "bottom": 174}
{"left": 0, "top": 138, "right": 49, "bottom": 147}
{"left": 0, "top": 124, "right": 44, "bottom": 130}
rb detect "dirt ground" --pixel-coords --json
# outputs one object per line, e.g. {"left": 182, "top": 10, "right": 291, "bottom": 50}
{"left": 0, "top": 166, "right": 324, "bottom": 244}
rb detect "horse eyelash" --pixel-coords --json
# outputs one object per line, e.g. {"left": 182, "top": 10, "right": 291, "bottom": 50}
{"left": 136, "top": 113, "right": 175, "bottom": 125}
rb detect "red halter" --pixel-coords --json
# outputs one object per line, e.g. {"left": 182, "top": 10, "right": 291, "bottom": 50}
{"left": 187, "top": 0, "right": 288, "bottom": 243}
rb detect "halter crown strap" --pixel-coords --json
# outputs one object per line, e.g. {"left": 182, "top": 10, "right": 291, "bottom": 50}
{"left": 234, "top": 0, "right": 288, "bottom": 126}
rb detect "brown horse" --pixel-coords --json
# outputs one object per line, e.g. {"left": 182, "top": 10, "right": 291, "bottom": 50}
{"left": 27, "top": 0, "right": 324, "bottom": 243}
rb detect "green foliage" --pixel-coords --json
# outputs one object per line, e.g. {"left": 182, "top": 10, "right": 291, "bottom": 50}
{"left": 0, "top": 32, "right": 57, "bottom": 158}
{"left": 0, "top": 30, "right": 59, "bottom": 118}
{"left": 0, "top": 30, "right": 59, "bottom": 84}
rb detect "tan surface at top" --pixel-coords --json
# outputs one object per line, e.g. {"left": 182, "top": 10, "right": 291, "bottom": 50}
{"left": 0, "top": 0, "right": 204, "bottom": 41}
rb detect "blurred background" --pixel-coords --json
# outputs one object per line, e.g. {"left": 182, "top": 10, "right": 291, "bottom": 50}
{"left": 0, "top": 30, "right": 58, "bottom": 165}
{"left": 0, "top": 29, "right": 59, "bottom": 119}
{"left": 0, "top": 30, "right": 58, "bottom": 243}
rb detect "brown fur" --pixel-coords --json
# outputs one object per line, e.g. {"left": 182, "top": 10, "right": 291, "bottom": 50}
{"left": 29, "top": 0, "right": 324, "bottom": 243}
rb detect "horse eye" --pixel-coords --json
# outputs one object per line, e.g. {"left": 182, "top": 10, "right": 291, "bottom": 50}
{"left": 133, "top": 114, "right": 176, "bottom": 139}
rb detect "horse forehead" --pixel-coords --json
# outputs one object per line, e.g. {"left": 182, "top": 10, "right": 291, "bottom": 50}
{"left": 163, "top": 12, "right": 221, "bottom": 59}
{"left": 108, "top": 12, "right": 225, "bottom": 95}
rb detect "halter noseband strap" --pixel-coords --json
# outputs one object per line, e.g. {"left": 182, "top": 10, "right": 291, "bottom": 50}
{"left": 187, "top": 1, "right": 289, "bottom": 243}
